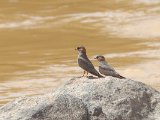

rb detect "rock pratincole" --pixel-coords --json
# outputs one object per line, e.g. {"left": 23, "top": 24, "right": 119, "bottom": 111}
{"left": 75, "top": 46, "right": 103, "bottom": 78}
{"left": 95, "top": 55, "right": 125, "bottom": 79}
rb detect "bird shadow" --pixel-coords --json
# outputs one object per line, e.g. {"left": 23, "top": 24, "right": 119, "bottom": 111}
{"left": 65, "top": 76, "right": 101, "bottom": 85}
{"left": 75, "top": 76, "right": 100, "bottom": 79}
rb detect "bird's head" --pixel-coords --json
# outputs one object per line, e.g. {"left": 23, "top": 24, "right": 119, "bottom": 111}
{"left": 94, "top": 55, "right": 105, "bottom": 62}
{"left": 75, "top": 46, "right": 86, "bottom": 53}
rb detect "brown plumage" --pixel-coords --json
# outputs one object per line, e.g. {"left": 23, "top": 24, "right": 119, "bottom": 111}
{"left": 95, "top": 55, "right": 125, "bottom": 79}
{"left": 75, "top": 46, "right": 103, "bottom": 78}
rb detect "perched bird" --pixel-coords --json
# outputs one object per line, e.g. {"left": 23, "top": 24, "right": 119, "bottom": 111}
{"left": 95, "top": 55, "right": 125, "bottom": 79}
{"left": 75, "top": 46, "right": 103, "bottom": 78}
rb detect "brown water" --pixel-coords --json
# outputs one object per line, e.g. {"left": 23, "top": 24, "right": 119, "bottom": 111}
{"left": 0, "top": 0, "right": 160, "bottom": 106}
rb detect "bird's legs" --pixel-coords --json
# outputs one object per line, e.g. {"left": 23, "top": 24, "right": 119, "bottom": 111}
{"left": 81, "top": 71, "right": 89, "bottom": 77}
{"left": 86, "top": 72, "right": 88, "bottom": 77}
{"left": 82, "top": 71, "right": 86, "bottom": 77}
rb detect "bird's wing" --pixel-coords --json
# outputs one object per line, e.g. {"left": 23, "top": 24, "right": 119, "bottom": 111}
{"left": 99, "top": 66, "right": 118, "bottom": 76}
{"left": 78, "top": 58, "right": 100, "bottom": 76}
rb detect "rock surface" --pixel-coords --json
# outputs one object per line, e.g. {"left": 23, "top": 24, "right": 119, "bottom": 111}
{"left": 0, "top": 77, "right": 160, "bottom": 120}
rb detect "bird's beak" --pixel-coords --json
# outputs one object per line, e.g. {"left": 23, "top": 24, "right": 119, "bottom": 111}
{"left": 94, "top": 57, "right": 97, "bottom": 59}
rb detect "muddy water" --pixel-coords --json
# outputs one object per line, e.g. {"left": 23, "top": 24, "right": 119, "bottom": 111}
{"left": 0, "top": 0, "right": 160, "bottom": 105}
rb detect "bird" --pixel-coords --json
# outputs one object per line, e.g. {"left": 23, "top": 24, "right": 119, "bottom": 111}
{"left": 95, "top": 55, "right": 125, "bottom": 79}
{"left": 75, "top": 46, "right": 103, "bottom": 78}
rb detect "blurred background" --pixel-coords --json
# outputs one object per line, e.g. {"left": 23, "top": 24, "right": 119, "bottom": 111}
{"left": 0, "top": 0, "right": 160, "bottom": 106}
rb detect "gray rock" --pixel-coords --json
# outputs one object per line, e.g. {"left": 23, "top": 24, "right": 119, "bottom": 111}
{"left": 0, "top": 77, "right": 160, "bottom": 120}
